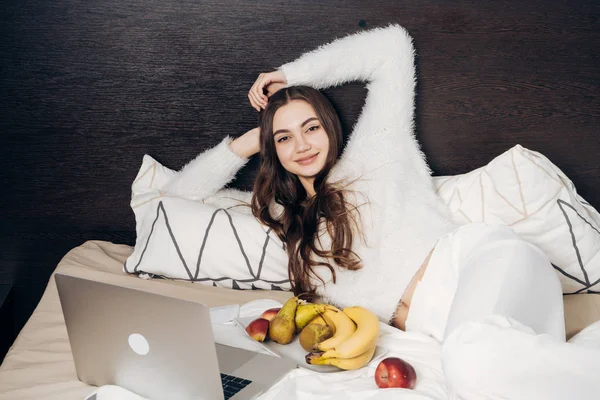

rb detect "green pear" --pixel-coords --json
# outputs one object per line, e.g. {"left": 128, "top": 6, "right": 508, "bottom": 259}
{"left": 268, "top": 296, "right": 298, "bottom": 344}
{"left": 299, "top": 322, "right": 334, "bottom": 352}
{"left": 294, "top": 303, "right": 329, "bottom": 333}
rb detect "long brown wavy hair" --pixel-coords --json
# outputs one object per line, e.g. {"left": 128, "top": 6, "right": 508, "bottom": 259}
{"left": 251, "top": 86, "right": 363, "bottom": 297}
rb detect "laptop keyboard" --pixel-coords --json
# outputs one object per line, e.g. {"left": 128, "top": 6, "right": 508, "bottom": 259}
{"left": 220, "top": 373, "right": 252, "bottom": 399}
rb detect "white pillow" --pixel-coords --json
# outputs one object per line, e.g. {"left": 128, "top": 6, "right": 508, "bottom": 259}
{"left": 433, "top": 145, "right": 600, "bottom": 294}
{"left": 124, "top": 155, "right": 291, "bottom": 291}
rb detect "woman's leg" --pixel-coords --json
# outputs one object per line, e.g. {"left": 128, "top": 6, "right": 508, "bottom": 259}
{"left": 443, "top": 235, "right": 564, "bottom": 341}
{"left": 442, "top": 228, "right": 600, "bottom": 399}
{"left": 405, "top": 223, "right": 564, "bottom": 342}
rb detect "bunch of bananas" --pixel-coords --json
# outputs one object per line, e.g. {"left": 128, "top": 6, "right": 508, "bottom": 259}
{"left": 303, "top": 305, "right": 379, "bottom": 370}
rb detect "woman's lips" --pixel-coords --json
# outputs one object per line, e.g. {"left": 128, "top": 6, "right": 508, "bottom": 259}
{"left": 296, "top": 153, "right": 319, "bottom": 165}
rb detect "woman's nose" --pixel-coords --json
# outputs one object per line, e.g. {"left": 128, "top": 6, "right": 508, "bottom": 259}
{"left": 296, "top": 136, "right": 311, "bottom": 152}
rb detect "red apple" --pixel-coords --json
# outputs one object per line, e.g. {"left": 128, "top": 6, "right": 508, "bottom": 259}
{"left": 259, "top": 307, "right": 281, "bottom": 322}
{"left": 374, "top": 357, "right": 417, "bottom": 389}
{"left": 245, "top": 318, "right": 270, "bottom": 342}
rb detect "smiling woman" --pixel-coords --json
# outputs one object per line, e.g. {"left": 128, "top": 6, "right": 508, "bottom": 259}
{"left": 250, "top": 85, "right": 362, "bottom": 297}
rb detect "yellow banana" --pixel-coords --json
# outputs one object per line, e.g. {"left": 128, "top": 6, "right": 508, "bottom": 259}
{"left": 294, "top": 303, "right": 329, "bottom": 333}
{"left": 319, "top": 306, "right": 380, "bottom": 359}
{"left": 306, "top": 344, "right": 376, "bottom": 370}
{"left": 314, "top": 306, "right": 356, "bottom": 351}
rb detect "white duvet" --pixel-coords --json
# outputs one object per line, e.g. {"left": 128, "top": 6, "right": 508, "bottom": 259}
{"left": 94, "top": 298, "right": 600, "bottom": 400}
{"left": 94, "top": 299, "right": 448, "bottom": 400}
{"left": 95, "top": 328, "right": 446, "bottom": 400}
{"left": 257, "top": 327, "right": 447, "bottom": 400}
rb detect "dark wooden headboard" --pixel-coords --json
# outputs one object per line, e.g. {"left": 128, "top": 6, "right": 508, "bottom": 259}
{"left": 1, "top": 0, "right": 598, "bottom": 352}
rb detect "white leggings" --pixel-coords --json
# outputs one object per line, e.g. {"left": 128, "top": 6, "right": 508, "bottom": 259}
{"left": 405, "top": 223, "right": 600, "bottom": 399}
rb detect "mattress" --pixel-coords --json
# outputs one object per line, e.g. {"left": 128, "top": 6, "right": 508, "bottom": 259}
{"left": 0, "top": 240, "right": 598, "bottom": 400}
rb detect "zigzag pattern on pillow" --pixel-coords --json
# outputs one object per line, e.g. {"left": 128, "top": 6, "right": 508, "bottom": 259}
{"left": 125, "top": 201, "right": 290, "bottom": 290}
{"left": 554, "top": 200, "right": 600, "bottom": 294}
{"left": 434, "top": 145, "right": 600, "bottom": 294}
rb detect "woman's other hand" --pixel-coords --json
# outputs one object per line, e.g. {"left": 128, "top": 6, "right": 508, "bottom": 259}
{"left": 229, "top": 127, "right": 261, "bottom": 159}
{"left": 248, "top": 70, "right": 287, "bottom": 111}
{"left": 265, "top": 81, "right": 286, "bottom": 98}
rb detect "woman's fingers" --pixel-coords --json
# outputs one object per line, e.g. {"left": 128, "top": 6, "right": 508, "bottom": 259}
{"left": 247, "top": 83, "right": 257, "bottom": 111}
{"left": 251, "top": 89, "right": 264, "bottom": 111}
{"left": 248, "top": 76, "right": 263, "bottom": 111}
{"left": 248, "top": 70, "right": 288, "bottom": 111}
{"left": 248, "top": 92, "right": 260, "bottom": 112}
{"left": 250, "top": 84, "right": 264, "bottom": 111}
{"left": 248, "top": 76, "right": 262, "bottom": 111}
{"left": 254, "top": 74, "right": 269, "bottom": 108}
{"left": 248, "top": 73, "right": 273, "bottom": 111}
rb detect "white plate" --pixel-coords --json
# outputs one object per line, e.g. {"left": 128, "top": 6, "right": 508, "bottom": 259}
{"left": 235, "top": 315, "right": 387, "bottom": 373}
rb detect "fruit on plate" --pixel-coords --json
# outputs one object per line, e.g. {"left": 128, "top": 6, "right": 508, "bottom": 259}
{"left": 314, "top": 306, "right": 357, "bottom": 351}
{"left": 259, "top": 308, "right": 281, "bottom": 322}
{"left": 305, "top": 306, "right": 380, "bottom": 370}
{"left": 245, "top": 318, "right": 270, "bottom": 342}
{"left": 374, "top": 357, "right": 417, "bottom": 389}
{"left": 268, "top": 296, "right": 298, "bottom": 344}
{"left": 294, "top": 302, "right": 329, "bottom": 332}
{"left": 318, "top": 306, "right": 380, "bottom": 359}
{"left": 299, "top": 319, "right": 334, "bottom": 352}
{"left": 306, "top": 343, "right": 376, "bottom": 370}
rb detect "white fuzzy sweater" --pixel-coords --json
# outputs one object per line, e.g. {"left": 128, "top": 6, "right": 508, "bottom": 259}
{"left": 164, "top": 25, "right": 457, "bottom": 321}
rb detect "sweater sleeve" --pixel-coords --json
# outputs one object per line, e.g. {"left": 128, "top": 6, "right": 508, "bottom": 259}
{"left": 161, "top": 136, "right": 251, "bottom": 201}
{"left": 279, "top": 24, "right": 430, "bottom": 180}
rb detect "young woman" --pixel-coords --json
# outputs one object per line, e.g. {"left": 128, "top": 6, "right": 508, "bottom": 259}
{"left": 165, "top": 25, "right": 598, "bottom": 398}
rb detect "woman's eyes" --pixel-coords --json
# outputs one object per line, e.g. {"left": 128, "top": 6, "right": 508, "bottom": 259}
{"left": 276, "top": 126, "right": 320, "bottom": 143}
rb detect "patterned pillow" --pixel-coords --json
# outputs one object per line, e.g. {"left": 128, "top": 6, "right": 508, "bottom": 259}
{"left": 124, "top": 155, "right": 291, "bottom": 291}
{"left": 433, "top": 145, "right": 600, "bottom": 294}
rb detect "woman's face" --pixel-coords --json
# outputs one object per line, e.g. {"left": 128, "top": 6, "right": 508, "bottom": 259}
{"left": 272, "top": 100, "right": 330, "bottom": 192}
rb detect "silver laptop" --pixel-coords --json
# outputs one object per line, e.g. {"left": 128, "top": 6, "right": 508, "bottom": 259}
{"left": 55, "top": 273, "right": 297, "bottom": 400}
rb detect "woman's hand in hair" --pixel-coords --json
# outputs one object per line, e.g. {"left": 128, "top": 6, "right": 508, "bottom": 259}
{"left": 265, "top": 81, "right": 286, "bottom": 98}
{"left": 229, "top": 127, "right": 261, "bottom": 159}
{"left": 248, "top": 70, "right": 287, "bottom": 111}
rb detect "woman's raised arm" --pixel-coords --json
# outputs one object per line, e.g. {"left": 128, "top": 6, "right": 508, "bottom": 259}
{"left": 268, "top": 24, "right": 430, "bottom": 179}
{"left": 160, "top": 127, "right": 259, "bottom": 201}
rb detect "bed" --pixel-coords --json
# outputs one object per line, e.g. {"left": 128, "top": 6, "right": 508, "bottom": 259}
{"left": 1, "top": 0, "right": 599, "bottom": 399}
{"left": 0, "top": 241, "right": 292, "bottom": 399}
{"left": 1, "top": 240, "right": 599, "bottom": 400}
